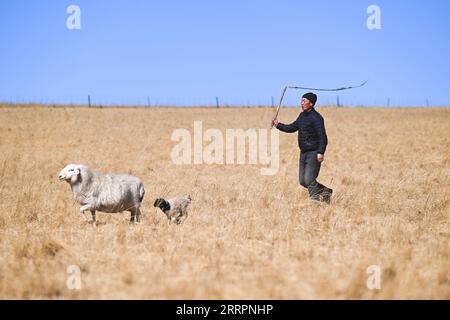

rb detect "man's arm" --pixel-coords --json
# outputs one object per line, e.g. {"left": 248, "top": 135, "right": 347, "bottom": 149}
{"left": 313, "top": 115, "right": 328, "bottom": 154}
{"left": 274, "top": 117, "right": 299, "bottom": 133}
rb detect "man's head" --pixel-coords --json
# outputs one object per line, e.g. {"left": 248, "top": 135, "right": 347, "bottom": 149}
{"left": 301, "top": 92, "right": 317, "bottom": 111}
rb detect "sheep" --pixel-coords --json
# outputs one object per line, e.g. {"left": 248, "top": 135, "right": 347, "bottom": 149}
{"left": 153, "top": 195, "right": 191, "bottom": 224}
{"left": 58, "top": 164, "right": 145, "bottom": 225}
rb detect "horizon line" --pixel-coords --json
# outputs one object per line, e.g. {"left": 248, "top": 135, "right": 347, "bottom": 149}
{"left": 1, "top": 102, "right": 449, "bottom": 109}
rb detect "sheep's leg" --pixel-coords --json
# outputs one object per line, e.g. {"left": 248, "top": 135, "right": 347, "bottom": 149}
{"left": 130, "top": 209, "right": 136, "bottom": 224}
{"left": 90, "top": 210, "right": 97, "bottom": 227}
{"left": 135, "top": 207, "right": 141, "bottom": 223}
{"left": 79, "top": 211, "right": 87, "bottom": 221}
{"left": 79, "top": 205, "right": 91, "bottom": 222}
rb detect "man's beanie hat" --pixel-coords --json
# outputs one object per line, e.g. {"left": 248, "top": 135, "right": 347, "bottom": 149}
{"left": 302, "top": 92, "right": 317, "bottom": 106}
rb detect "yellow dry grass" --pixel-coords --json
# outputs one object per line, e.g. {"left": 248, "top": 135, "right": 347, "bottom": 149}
{"left": 0, "top": 105, "right": 449, "bottom": 299}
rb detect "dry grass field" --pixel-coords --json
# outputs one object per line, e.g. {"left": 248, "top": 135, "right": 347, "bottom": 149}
{"left": 0, "top": 104, "right": 449, "bottom": 299}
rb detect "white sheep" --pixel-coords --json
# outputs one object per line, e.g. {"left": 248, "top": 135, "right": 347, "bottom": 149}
{"left": 153, "top": 195, "right": 191, "bottom": 224}
{"left": 58, "top": 164, "right": 145, "bottom": 225}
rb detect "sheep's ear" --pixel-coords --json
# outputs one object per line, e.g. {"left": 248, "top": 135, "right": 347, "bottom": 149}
{"left": 74, "top": 167, "right": 80, "bottom": 175}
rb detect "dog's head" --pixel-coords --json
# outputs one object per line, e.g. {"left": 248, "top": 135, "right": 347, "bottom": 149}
{"left": 153, "top": 198, "right": 167, "bottom": 209}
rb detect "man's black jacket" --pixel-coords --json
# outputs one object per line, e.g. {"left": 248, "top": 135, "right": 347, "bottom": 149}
{"left": 276, "top": 108, "right": 328, "bottom": 154}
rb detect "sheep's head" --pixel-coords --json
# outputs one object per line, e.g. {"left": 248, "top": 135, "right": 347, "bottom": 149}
{"left": 58, "top": 164, "right": 83, "bottom": 184}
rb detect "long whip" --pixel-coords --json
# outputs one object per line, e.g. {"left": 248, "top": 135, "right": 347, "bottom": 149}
{"left": 271, "top": 80, "right": 368, "bottom": 128}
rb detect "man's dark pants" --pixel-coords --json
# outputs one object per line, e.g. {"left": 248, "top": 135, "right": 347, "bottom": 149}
{"left": 299, "top": 150, "right": 329, "bottom": 200}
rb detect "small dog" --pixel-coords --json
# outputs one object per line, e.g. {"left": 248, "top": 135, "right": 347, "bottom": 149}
{"left": 154, "top": 195, "right": 191, "bottom": 224}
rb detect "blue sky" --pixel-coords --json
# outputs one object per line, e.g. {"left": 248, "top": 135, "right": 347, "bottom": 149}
{"left": 0, "top": 0, "right": 449, "bottom": 106}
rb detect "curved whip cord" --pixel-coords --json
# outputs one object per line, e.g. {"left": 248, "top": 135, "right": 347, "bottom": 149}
{"left": 270, "top": 80, "right": 368, "bottom": 128}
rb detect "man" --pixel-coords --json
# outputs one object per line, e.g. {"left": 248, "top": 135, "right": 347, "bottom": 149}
{"left": 272, "top": 92, "right": 333, "bottom": 203}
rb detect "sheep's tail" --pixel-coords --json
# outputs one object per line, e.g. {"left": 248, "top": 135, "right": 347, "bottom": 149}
{"left": 139, "top": 183, "right": 145, "bottom": 203}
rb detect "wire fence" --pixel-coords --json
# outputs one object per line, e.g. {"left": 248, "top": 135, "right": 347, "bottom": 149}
{"left": 0, "top": 95, "right": 444, "bottom": 108}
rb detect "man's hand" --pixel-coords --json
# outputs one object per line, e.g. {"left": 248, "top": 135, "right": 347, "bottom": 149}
{"left": 317, "top": 153, "right": 324, "bottom": 162}
{"left": 272, "top": 119, "right": 279, "bottom": 127}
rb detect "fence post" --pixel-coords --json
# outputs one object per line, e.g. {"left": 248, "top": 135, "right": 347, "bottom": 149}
{"left": 88, "top": 95, "right": 91, "bottom": 108}
{"left": 216, "top": 96, "right": 219, "bottom": 108}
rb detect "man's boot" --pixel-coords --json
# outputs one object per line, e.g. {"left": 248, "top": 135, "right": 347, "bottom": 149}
{"left": 322, "top": 187, "right": 333, "bottom": 204}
